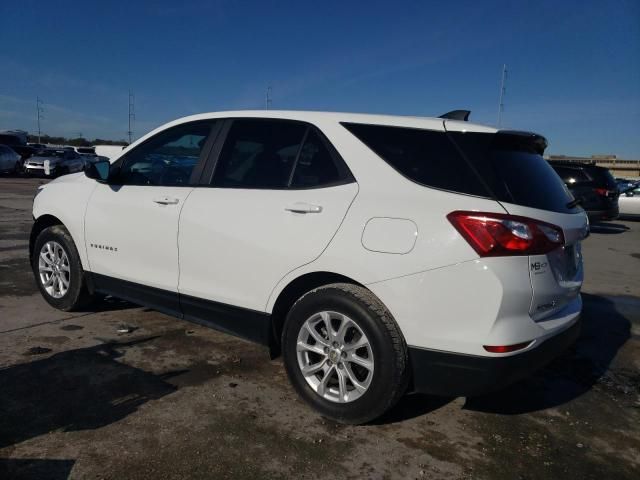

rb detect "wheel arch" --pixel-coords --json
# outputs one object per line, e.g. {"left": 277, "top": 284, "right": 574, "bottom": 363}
{"left": 29, "top": 214, "right": 66, "bottom": 261}
{"left": 269, "top": 271, "right": 367, "bottom": 357}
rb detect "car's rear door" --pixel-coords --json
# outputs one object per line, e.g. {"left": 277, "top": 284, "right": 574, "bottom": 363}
{"left": 84, "top": 120, "right": 218, "bottom": 314}
{"left": 177, "top": 118, "right": 358, "bottom": 341}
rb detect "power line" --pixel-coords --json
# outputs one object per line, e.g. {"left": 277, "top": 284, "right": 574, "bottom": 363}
{"left": 497, "top": 64, "right": 508, "bottom": 128}
{"left": 36, "top": 97, "right": 44, "bottom": 143}
{"left": 265, "top": 85, "right": 272, "bottom": 110}
{"left": 128, "top": 91, "right": 135, "bottom": 144}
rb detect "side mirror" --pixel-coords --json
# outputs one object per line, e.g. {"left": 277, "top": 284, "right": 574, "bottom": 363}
{"left": 626, "top": 191, "right": 635, "bottom": 197}
{"left": 85, "top": 159, "right": 111, "bottom": 183}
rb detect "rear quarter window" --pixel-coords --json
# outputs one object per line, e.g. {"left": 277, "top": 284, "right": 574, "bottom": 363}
{"left": 341, "top": 123, "right": 490, "bottom": 197}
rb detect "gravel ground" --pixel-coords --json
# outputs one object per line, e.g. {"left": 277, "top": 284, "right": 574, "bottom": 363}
{"left": 0, "top": 176, "right": 638, "bottom": 480}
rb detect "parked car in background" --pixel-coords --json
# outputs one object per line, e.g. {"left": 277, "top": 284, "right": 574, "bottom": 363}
{"left": 616, "top": 177, "right": 638, "bottom": 193}
{"left": 75, "top": 147, "right": 99, "bottom": 167}
{"left": 4, "top": 144, "right": 35, "bottom": 168}
{"left": 549, "top": 161, "right": 619, "bottom": 221}
{"left": 619, "top": 184, "right": 640, "bottom": 218}
{"left": 28, "top": 143, "right": 47, "bottom": 150}
{"left": 30, "top": 110, "right": 588, "bottom": 424}
{"left": 0, "top": 145, "right": 22, "bottom": 174}
{"left": 24, "top": 149, "right": 84, "bottom": 177}
{"left": 94, "top": 144, "right": 127, "bottom": 162}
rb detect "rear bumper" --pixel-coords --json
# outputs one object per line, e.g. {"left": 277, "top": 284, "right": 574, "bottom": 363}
{"left": 408, "top": 317, "right": 581, "bottom": 397}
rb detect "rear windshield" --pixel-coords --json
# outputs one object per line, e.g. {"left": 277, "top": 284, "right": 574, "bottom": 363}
{"left": 588, "top": 167, "right": 617, "bottom": 189}
{"left": 342, "top": 123, "right": 578, "bottom": 214}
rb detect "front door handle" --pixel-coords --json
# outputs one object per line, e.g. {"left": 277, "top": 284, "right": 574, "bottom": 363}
{"left": 153, "top": 196, "right": 179, "bottom": 205}
{"left": 285, "top": 202, "right": 323, "bottom": 214}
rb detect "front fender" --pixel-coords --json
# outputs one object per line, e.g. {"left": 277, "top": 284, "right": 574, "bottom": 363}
{"left": 32, "top": 173, "right": 97, "bottom": 270}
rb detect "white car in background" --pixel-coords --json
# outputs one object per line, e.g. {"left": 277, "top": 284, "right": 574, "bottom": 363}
{"left": 25, "top": 149, "right": 85, "bottom": 177}
{"left": 0, "top": 145, "right": 21, "bottom": 173}
{"left": 29, "top": 110, "right": 588, "bottom": 423}
{"left": 619, "top": 184, "right": 640, "bottom": 217}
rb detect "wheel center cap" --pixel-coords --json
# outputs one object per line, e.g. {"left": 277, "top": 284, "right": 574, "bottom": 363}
{"left": 329, "top": 349, "right": 340, "bottom": 363}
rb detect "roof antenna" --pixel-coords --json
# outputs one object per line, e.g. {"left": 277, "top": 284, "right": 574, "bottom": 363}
{"left": 497, "top": 64, "right": 507, "bottom": 128}
{"left": 439, "top": 110, "right": 470, "bottom": 121}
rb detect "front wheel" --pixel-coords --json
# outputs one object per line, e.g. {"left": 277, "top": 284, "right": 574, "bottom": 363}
{"left": 282, "top": 283, "right": 409, "bottom": 424}
{"left": 32, "top": 225, "right": 94, "bottom": 311}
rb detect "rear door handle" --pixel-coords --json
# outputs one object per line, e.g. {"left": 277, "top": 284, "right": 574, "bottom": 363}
{"left": 285, "top": 202, "right": 323, "bottom": 214}
{"left": 153, "top": 196, "right": 179, "bottom": 205}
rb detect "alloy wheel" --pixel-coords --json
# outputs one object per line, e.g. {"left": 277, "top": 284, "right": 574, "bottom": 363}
{"left": 296, "top": 311, "right": 374, "bottom": 403}
{"left": 38, "top": 241, "right": 71, "bottom": 299}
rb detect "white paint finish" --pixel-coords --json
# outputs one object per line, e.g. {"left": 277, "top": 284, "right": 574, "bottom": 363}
{"left": 32, "top": 173, "right": 96, "bottom": 269}
{"left": 619, "top": 188, "right": 640, "bottom": 216}
{"left": 368, "top": 256, "right": 578, "bottom": 355}
{"left": 178, "top": 183, "right": 358, "bottom": 311}
{"left": 361, "top": 217, "right": 417, "bottom": 254}
{"left": 32, "top": 110, "right": 586, "bottom": 363}
{"left": 84, "top": 184, "right": 194, "bottom": 291}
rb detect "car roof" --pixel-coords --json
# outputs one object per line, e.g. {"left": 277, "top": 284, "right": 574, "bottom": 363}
{"left": 156, "top": 110, "right": 498, "bottom": 133}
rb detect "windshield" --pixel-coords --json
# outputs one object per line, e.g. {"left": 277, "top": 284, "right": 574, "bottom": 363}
{"left": 37, "top": 150, "right": 66, "bottom": 158}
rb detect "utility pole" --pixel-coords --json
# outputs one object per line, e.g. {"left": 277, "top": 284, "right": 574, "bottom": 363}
{"left": 497, "top": 64, "right": 508, "bottom": 128}
{"left": 265, "top": 85, "right": 272, "bottom": 110}
{"left": 127, "top": 91, "right": 135, "bottom": 144}
{"left": 36, "top": 97, "right": 44, "bottom": 143}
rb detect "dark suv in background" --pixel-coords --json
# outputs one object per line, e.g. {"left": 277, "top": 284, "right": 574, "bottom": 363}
{"left": 549, "top": 161, "right": 619, "bottom": 221}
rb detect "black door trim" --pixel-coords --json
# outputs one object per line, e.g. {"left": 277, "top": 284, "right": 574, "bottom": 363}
{"left": 89, "top": 272, "right": 272, "bottom": 346}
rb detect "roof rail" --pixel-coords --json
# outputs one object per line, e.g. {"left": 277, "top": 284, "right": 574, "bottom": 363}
{"left": 439, "top": 110, "right": 470, "bottom": 121}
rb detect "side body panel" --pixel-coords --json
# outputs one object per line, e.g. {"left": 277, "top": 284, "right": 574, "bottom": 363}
{"left": 178, "top": 183, "right": 358, "bottom": 311}
{"left": 32, "top": 173, "right": 96, "bottom": 269}
{"left": 84, "top": 184, "right": 194, "bottom": 292}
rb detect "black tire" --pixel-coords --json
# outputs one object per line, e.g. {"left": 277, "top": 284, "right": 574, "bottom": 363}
{"left": 32, "top": 224, "right": 94, "bottom": 311}
{"left": 282, "top": 283, "right": 409, "bottom": 424}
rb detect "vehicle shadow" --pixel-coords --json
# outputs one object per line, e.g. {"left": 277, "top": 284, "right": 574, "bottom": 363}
{"left": 0, "top": 337, "right": 180, "bottom": 449}
{"left": 76, "top": 294, "right": 137, "bottom": 313}
{"left": 0, "top": 459, "right": 75, "bottom": 480}
{"left": 590, "top": 222, "right": 630, "bottom": 234}
{"left": 464, "top": 293, "right": 632, "bottom": 415}
{"left": 372, "top": 393, "right": 453, "bottom": 425}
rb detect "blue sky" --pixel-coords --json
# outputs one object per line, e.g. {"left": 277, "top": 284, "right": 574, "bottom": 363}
{"left": 1, "top": 0, "right": 638, "bottom": 157}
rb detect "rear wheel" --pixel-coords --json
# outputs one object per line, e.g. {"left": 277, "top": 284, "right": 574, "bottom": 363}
{"left": 282, "top": 283, "right": 409, "bottom": 424}
{"left": 32, "top": 225, "right": 94, "bottom": 311}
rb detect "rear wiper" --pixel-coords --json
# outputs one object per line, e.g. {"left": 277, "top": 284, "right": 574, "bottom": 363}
{"left": 566, "top": 198, "right": 582, "bottom": 209}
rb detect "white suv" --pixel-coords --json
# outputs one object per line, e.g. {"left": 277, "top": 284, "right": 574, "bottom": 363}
{"left": 30, "top": 110, "right": 588, "bottom": 424}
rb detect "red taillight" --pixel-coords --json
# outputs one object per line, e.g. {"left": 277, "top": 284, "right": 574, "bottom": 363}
{"left": 447, "top": 211, "right": 564, "bottom": 257}
{"left": 594, "top": 187, "right": 608, "bottom": 197}
{"left": 483, "top": 341, "right": 532, "bottom": 353}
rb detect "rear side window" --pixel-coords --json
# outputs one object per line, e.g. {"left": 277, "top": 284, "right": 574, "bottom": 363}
{"left": 212, "top": 120, "right": 306, "bottom": 189}
{"left": 343, "top": 122, "right": 578, "bottom": 214}
{"left": 212, "top": 119, "right": 354, "bottom": 189}
{"left": 290, "top": 130, "right": 346, "bottom": 188}
{"left": 342, "top": 123, "right": 490, "bottom": 197}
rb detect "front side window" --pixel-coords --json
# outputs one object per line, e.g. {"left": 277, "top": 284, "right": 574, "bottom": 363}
{"left": 117, "top": 122, "right": 213, "bottom": 186}
{"left": 212, "top": 119, "right": 306, "bottom": 189}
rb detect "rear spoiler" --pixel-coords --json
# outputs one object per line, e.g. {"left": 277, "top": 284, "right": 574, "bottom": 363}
{"left": 495, "top": 130, "right": 548, "bottom": 155}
